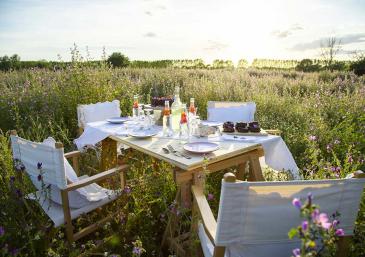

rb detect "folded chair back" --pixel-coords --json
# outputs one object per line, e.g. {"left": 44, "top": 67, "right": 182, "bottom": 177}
{"left": 10, "top": 134, "right": 67, "bottom": 190}
{"left": 77, "top": 100, "right": 121, "bottom": 128}
{"left": 207, "top": 101, "right": 256, "bottom": 123}
{"left": 215, "top": 178, "right": 365, "bottom": 256}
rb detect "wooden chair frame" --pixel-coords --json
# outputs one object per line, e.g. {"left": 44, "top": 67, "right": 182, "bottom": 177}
{"left": 10, "top": 130, "right": 128, "bottom": 243}
{"left": 61, "top": 143, "right": 128, "bottom": 242}
{"left": 191, "top": 172, "right": 365, "bottom": 257}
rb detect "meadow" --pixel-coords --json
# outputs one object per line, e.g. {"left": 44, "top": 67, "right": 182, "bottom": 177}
{"left": 0, "top": 63, "right": 364, "bottom": 256}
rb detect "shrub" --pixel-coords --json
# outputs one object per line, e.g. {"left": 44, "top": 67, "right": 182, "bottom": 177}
{"left": 350, "top": 57, "right": 365, "bottom": 76}
{"left": 296, "top": 59, "right": 321, "bottom": 72}
{"left": 107, "top": 52, "right": 130, "bottom": 68}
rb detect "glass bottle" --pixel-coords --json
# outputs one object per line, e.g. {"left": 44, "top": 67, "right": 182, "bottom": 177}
{"left": 188, "top": 97, "right": 196, "bottom": 116}
{"left": 163, "top": 100, "right": 173, "bottom": 137}
{"left": 171, "top": 86, "right": 183, "bottom": 131}
{"left": 133, "top": 95, "right": 139, "bottom": 118}
{"left": 179, "top": 107, "right": 189, "bottom": 140}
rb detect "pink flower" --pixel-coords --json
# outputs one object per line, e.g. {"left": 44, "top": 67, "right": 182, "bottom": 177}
{"left": 207, "top": 193, "right": 214, "bottom": 201}
{"left": 309, "top": 135, "right": 317, "bottom": 141}
{"left": 292, "top": 198, "right": 302, "bottom": 209}
{"left": 314, "top": 213, "right": 332, "bottom": 230}
{"left": 335, "top": 228, "right": 345, "bottom": 236}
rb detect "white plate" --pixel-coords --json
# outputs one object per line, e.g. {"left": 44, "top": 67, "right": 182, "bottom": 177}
{"left": 200, "top": 120, "right": 223, "bottom": 127}
{"left": 129, "top": 129, "right": 158, "bottom": 138}
{"left": 183, "top": 142, "right": 219, "bottom": 154}
{"left": 106, "top": 117, "right": 130, "bottom": 124}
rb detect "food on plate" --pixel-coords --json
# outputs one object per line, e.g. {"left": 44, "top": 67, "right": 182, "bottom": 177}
{"left": 223, "top": 121, "right": 235, "bottom": 133}
{"left": 235, "top": 122, "right": 249, "bottom": 133}
{"left": 248, "top": 121, "right": 261, "bottom": 133}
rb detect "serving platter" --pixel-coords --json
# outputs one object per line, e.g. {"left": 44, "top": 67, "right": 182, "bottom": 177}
{"left": 222, "top": 129, "right": 269, "bottom": 136}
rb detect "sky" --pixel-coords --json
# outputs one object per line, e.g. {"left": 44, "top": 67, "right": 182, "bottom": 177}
{"left": 0, "top": 0, "right": 365, "bottom": 64}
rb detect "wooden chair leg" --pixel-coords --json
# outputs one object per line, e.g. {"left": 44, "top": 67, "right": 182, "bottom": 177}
{"left": 61, "top": 190, "right": 74, "bottom": 242}
{"left": 213, "top": 246, "right": 226, "bottom": 257}
{"left": 336, "top": 236, "right": 352, "bottom": 257}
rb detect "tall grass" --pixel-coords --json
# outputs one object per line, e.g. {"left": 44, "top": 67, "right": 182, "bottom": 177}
{"left": 0, "top": 65, "right": 364, "bottom": 256}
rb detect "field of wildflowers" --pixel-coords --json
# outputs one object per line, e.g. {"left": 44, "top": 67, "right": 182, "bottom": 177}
{"left": 0, "top": 62, "right": 364, "bottom": 256}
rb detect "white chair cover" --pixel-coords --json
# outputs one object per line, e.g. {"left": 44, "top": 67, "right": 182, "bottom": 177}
{"left": 207, "top": 101, "right": 256, "bottom": 123}
{"left": 77, "top": 100, "right": 121, "bottom": 128}
{"left": 11, "top": 135, "right": 113, "bottom": 209}
{"left": 11, "top": 135, "right": 67, "bottom": 189}
{"left": 199, "top": 178, "right": 365, "bottom": 257}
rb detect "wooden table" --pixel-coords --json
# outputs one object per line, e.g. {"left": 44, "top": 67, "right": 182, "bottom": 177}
{"left": 101, "top": 135, "right": 265, "bottom": 256}
{"left": 105, "top": 136, "right": 264, "bottom": 205}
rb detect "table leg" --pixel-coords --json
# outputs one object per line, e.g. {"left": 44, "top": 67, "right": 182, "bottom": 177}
{"left": 248, "top": 155, "right": 264, "bottom": 181}
{"left": 101, "top": 138, "right": 117, "bottom": 171}
{"left": 236, "top": 161, "right": 248, "bottom": 180}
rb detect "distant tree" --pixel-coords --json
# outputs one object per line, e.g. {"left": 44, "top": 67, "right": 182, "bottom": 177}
{"left": 320, "top": 37, "right": 342, "bottom": 71}
{"left": 296, "top": 59, "right": 321, "bottom": 72}
{"left": 212, "top": 59, "right": 234, "bottom": 69}
{"left": 237, "top": 59, "right": 249, "bottom": 69}
{"left": 0, "top": 54, "right": 20, "bottom": 71}
{"left": 107, "top": 52, "right": 130, "bottom": 68}
{"left": 350, "top": 53, "right": 365, "bottom": 76}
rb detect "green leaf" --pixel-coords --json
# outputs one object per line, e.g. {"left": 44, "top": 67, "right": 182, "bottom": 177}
{"left": 288, "top": 228, "right": 298, "bottom": 239}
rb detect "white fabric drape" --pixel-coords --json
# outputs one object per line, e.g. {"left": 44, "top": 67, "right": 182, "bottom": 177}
{"left": 207, "top": 101, "right": 256, "bottom": 123}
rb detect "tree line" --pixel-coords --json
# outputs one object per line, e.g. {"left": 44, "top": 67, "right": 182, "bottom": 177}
{"left": 1, "top": 51, "right": 364, "bottom": 76}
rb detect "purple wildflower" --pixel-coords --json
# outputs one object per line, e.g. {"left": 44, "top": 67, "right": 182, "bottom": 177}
{"left": 0, "top": 226, "right": 5, "bottom": 236}
{"left": 10, "top": 176, "right": 15, "bottom": 184}
{"left": 207, "top": 193, "right": 214, "bottom": 201}
{"left": 15, "top": 189, "right": 22, "bottom": 198}
{"left": 132, "top": 246, "right": 143, "bottom": 256}
{"left": 307, "top": 192, "right": 313, "bottom": 205}
{"left": 335, "top": 228, "right": 345, "bottom": 236}
{"left": 124, "top": 186, "right": 131, "bottom": 194}
{"left": 292, "top": 248, "right": 300, "bottom": 257}
{"left": 309, "top": 135, "right": 317, "bottom": 141}
{"left": 301, "top": 221, "right": 308, "bottom": 231}
{"left": 332, "top": 220, "right": 339, "bottom": 227}
{"left": 311, "top": 209, "right": 320, "bottom": 220}
{"left": 292, "top": 198, "right": 302, "bottom": 209}
{"left": 37, "top": 174, "right": 42, "bottom": 181}
{"left": 37, "top": 162, "right": 42, "bottom": 169}
{"left": 326, "top": 144, "right": 332, "bottom": 152}
{"left": 10, "top": 248, "right": 19, "bottom": 256}
{"left": 347, "top": 155, "right": 353, "bottom": 164}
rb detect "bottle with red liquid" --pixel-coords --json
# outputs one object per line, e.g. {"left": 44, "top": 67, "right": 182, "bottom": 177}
{"left": 163, "top": 100, "right": 173, "bottom": 137}
{"left": 133, "top": 95, "right": 139, "bottom": 118}
{"left": 179, "top": 106, "right": 189, "bottom": 139}
{"left": 188, "top": 97, "right": 196, "bottom": 116}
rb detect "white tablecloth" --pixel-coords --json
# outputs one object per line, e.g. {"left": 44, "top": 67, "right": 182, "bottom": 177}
{"left": 74, "top": 121, "right": 300, "bottom": 179}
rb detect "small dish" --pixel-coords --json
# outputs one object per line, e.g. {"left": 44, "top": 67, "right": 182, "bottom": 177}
{"left": 106, "top": 117, "right": 130, "bottom": 124}
{"left": 129, "top": 128, "right": 158, "bottom": 138}
{"left": 183, "top": 142, "right": 219, "bottom": 154}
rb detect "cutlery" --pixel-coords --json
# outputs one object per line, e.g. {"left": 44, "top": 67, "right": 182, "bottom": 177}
{"left": 167, "top": 145, "right": 191, "bottom": 159}
{"left": 162, "top": 147, "right": 170, "bottom": 154}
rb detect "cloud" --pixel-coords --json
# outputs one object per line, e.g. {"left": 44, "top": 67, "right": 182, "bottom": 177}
{"left": 272, "top": 24, "right": 304, "bottom": 39}
{"left": 143, "top": 32, "right": 157, "bottom": 38}
{"left": 145, "top": 11, "right": 153, "bottom": 16}
{"left": 291, "top": 33, "right": 365, "bottom": 51}
{"left": 272, "top": 30, "right": 292, "bottom": 38}
{"left": 203, "top": 40, "right": 229, "bottom": 51}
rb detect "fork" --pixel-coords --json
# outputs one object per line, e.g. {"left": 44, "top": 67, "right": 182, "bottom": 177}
{"left": 167, "top": 145, "right": 191, "bottom": 159}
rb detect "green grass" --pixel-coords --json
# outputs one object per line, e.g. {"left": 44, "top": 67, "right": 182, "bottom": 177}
{"left": 0, "top": 65, "right": 364, "bottom": 256}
